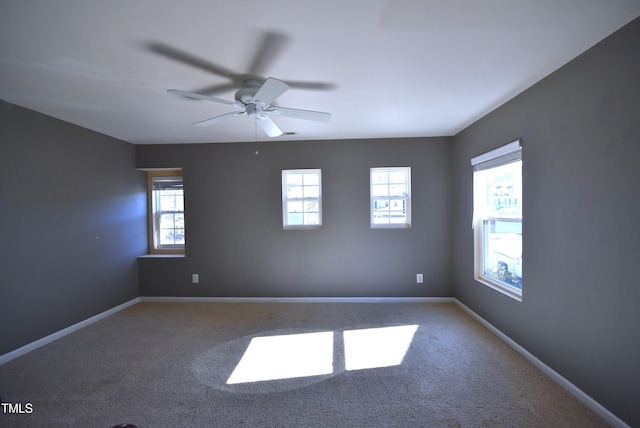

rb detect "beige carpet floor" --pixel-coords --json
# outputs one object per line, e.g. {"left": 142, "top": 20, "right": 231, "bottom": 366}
{"left": 0, "top": 302, "right": 608, "bottom": 427}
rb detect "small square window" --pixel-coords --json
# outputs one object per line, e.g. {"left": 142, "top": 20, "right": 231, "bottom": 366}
{"left": 148, "top": 170, "right": 185, "bottom": 254}
{"left": 282, "top": 169, "right": 322, "bottom": 229}
{"left": 370, "top": 167, "right": 411, "bottom": 228}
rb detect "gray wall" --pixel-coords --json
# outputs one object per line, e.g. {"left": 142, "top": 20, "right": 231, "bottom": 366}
{"left": 0, "top": 102, "right": 147, "bottom": 356}
{"left": 451, "top": 18, "right": 640, "bottom": 427}
{"left": 136, "top": 137, "right": 453, "bottom": 298}
{"left": 2, "top": 16, "right": 637, "bottom": 426}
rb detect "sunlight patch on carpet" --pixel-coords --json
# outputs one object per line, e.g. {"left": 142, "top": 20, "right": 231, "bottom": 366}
{"left": 344, "top": 325, "right": 419, "bottom": 371}
{"left": 193, "top": 324, "right": 420, "bottom": 393}
{"left": 226, "top": 331, "right": 334, "bottom": 384}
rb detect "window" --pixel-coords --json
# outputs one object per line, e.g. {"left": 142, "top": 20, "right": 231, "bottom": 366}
{"left": 472, "top": 140, "right": 522, "bottom": 301}
{"left": 282, "top": 169, "right": 322, "bottom": 229}
{"left": 370, "top": 167, "right": 411, "bottom": 228}
{"left": 148, "top": 170, "right": 185, "bottom": 254}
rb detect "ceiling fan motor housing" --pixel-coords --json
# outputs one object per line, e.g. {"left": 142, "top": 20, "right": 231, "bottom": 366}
{"left": 235, "top": 80, "right": 263, "bottom": 105}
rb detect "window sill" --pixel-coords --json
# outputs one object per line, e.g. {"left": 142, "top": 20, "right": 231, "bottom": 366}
{"left": 138, "top": 254, "right": 185, "bottom": 259}
{"left": 371, "top": 224, "right": 411, "bottom": 229}
{"left": 475, "top": 275, "right": 522, "bottom": 302}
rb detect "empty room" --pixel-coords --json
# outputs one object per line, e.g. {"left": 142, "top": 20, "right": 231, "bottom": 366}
{"left": 1, "top": 2, "right": 639, "bottom": 427}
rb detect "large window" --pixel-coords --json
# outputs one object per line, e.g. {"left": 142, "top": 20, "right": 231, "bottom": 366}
{"left": 472, "top": 140, "right": 522, "bottom": 301}
{"left": 282, "top": 169, "right": 322, "bottom": 229}
{"left": 370, "top": 167, "right": 411, "bottom": 228}
{"left": 148, "top": 170, "right": 185, "bottom": 254}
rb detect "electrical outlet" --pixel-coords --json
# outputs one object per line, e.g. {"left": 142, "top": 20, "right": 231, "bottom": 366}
{"left": 192, "top": 274, "right": 199, "bottom": 284}
{"left": 416, "top": 273, "right": 423, "bottom": 284}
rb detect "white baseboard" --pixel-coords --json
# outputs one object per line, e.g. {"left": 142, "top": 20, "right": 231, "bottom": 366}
{"left": 453, "top": 299, "right": 629, "bottom": 428}
{"left": 0, "top": 297, "right": 140, "bottom": 365}
{"left": 139, "top": 296, "right": 455, "bottom": 303}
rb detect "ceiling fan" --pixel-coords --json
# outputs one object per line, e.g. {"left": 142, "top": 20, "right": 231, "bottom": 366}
{"left": 168, "top": 77, "right": 331, "bottom": 137}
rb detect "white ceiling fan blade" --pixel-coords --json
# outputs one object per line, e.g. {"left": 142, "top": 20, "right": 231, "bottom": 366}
{"left": 252, "top": 78, "right": 289, "bottom": 106}
{"left": 194, "top": 111, "right": 243, "bottom": 127}
{"left": 167, "top": 89, "right": 237, "bottom": 106}
{"left": 256, "top": 115, "right": 284, "bottom": 137}
{"left": 269, "top": 106, "right": 331, "bottom": 122}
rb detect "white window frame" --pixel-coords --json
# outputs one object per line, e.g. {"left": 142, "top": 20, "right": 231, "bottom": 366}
{"left": 282, "top": 169, "right": 322, "bottom": 230}
{"left": 148, "top": 169, "right": 185, "bottom": 254}
{"left": 370, "top": 167, "right": 411, "bottom": 229}
{"left": 471, "top": 140, "right": 522, "bottom": 301}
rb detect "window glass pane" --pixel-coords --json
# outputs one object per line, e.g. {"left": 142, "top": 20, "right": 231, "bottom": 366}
{"left": 304, "top": 213, "right": 320, "bottom": 225}
{"left": 287, "top": 185, "right": 303, "bottom": 199}
{"left": 373, "top": 214, "right": 389, "bottom": 224}
{"left": 174, "top": 195, "right": 184, "bottom": 211}
{"left": 389, "top": 184, "right": 406, "bottom": 196}
{"left": 482, "top": 219, "right": 522, "bottom": 289}
{"left": 372, "top": 184, "right": 388, "bottom": 197}
{"left": 304, "top": 201, "right": 319, "bottom": 213}
{"left": 160, "top": 225, "right": 185, "bottom": 245}
{"left": 165, "top": 231, "right": 183, "bottom": 245}
{"left": 159, "top": 231, "right": 173, "bottom": 246}
{"left": 288, "top": 213, "right": 303, "bottom": 225}
{"left": 390, "top": 202, "right": 406, "bottom": 213}
{"left": 389, "top": 171, "right": 406, "bottom": 183}
{"left": 390, "top": 200, "right": 408, "bottom": 223}
{"left": 373, "top": 215, "right": 390, "bottom": 224}
{"left": 287, "top": 200, "right": 303, "bottom": 213}
{"left": 159, "top": 213, "right": 176, "bottom": 228}
{"left": 160, "top": 194, "right": 177, "bottom": 211}
{"left": 303, "top": 173, "right": 319, "bottom": 186}
{"left": 371, "top": 171, "right": 388, "bottom": 184}
{"left": 158, "top": 212, "right": 185, "bottom": 245}
{"left": 480, "top": 160, "right": 522, "bottom": 218}
{"left": 303, "top": 185, "right": 320, "bottom": 198}
{"left": 372, "top": 199, "right": 391, "bottom": 224}
{"left": 374, "top": 200, "right": 389, "bottom": 209}
{"left": 287, "top": 174, "right": 303, "bottom": 186}
{"left": 174, "top": 213, "right": 185, "bottom": 228}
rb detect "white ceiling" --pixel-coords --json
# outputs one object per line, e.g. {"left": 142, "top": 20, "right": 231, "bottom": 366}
{"left": 1, "top": 1, "right": 639, "bottom": 144}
